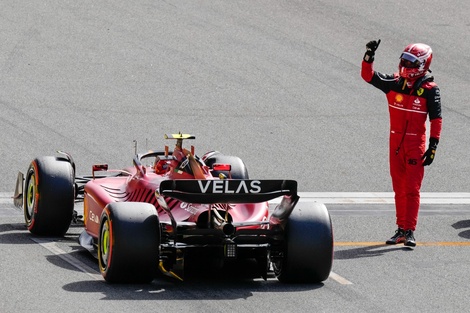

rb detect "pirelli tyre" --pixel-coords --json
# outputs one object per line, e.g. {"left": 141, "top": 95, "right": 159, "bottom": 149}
{"left": 202, "top": 151, "right": 249, "bottom": 179}
{"left": 24, "top": 156, "right": 75, "bottom": 236}
{"left": 98, "top": 202, "right": 160, "bottom": 283}
{"left": 273, "top": 202, "right": 334, "bottom": 283}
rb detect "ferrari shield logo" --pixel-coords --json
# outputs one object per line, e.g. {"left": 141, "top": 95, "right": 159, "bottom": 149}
{"left": 417, "top": 88, "right": 424, "bottom": 96}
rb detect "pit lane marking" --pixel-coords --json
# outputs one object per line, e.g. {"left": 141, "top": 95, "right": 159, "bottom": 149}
{"left": 31, "top": 238, "right": 103, "bottom": 281}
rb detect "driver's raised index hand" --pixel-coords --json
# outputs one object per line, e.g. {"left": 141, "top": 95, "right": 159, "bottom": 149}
{"left": 363, "top": 39, "right": 381, "bottom": 63}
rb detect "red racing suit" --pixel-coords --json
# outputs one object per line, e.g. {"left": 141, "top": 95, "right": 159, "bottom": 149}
{"left": 361, "top": 61, "right": 442, "bottom": 231}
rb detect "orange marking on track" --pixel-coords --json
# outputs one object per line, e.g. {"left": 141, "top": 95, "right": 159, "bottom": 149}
{"left": 335, "top": 242, "right": 470, "bottom": 247}
{"left": 417, "top": 242, "right": 470, "bottom": 246}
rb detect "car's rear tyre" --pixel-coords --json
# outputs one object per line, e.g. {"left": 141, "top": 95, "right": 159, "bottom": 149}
{"left": 203, "top": 152, "right": 249, "bottom": 179}
{"left": 24, "top": 156, "right": 75, "bottom": 236}
{"left": 98, "top": 202, "right": 160, "bottom": 283}
{"left": 273, "top": 202, "right": 333, "bottom": 283}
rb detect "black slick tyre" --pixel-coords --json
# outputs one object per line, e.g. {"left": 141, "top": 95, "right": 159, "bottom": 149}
{"left": 98, "top": 202, "right": 160, "bottom": 283}
{"left": 273, "top": 202, "right": 333, "bottom": 283}
{"left": 24, "top": 156, "right": 75, "bottom": 236}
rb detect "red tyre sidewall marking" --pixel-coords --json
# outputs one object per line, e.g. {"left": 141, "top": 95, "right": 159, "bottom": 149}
{"left": 27, "top": 161, "right": 40, "bottom": 231}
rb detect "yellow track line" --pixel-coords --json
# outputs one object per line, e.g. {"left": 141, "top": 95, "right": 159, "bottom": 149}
{"left": 335, "top": 241, "right": 470, "bottom": 247}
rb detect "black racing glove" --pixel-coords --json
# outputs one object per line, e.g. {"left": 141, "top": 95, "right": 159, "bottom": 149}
{"left": 363, "top": 39, "right": 381, "bottom": 63}
{"left": 422, "top": 137, "right": 439, "bottom": 166}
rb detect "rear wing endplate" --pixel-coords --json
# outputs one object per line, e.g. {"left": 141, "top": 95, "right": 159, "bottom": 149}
{"left": 159, "top": 179, "right": 297, "bottom": 204}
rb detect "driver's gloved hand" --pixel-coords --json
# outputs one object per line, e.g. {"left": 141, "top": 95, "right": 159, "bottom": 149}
{"left": 422, "top": 137, "right": 439, "bottom": 166}
{"left": 364, "top": 39, "right": 381, "bottom": 63}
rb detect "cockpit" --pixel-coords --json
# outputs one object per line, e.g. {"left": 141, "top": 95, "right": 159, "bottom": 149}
{"left": 153, "top": 133, "right": 209, "bottom": 179}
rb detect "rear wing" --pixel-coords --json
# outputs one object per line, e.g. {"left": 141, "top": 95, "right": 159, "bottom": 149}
{"left": 159, "top": 179, "right": 297, "bottom": 204}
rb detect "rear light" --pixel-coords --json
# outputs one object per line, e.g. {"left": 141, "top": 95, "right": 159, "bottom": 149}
{"left": 164, "top": 224, "right": 174, "bottom": 234}
{"left": 224, "top": 242, "right": 237, "bottom": 258}
{"left": 212, "top": 164, "right": 231, "bottom": 171}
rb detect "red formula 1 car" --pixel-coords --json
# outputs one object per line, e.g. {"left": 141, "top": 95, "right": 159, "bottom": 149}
{"left": 14, "top": 133, "right": 333, "bottom": 283}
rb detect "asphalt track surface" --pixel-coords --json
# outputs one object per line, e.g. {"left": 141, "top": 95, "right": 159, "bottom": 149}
{"left": 1, "top": 1, "right": 470, "bottom": 312}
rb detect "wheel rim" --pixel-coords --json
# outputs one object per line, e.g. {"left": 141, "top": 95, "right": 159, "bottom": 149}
{"left": 100, "top": 219, "right": 110, "bottom": 268}
{"left": 25, "top": 173, "right": 36, "bottom": 220}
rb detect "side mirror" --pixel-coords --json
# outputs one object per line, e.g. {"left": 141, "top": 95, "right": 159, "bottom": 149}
{"left": 92, "top": 164, "right": 108, "bottom": 179}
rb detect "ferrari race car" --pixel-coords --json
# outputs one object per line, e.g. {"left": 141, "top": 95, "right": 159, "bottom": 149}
{"left": 13, "top": 133, "right": 333, "bottom": 283}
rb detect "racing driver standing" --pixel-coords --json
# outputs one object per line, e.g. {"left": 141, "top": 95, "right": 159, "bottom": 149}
{"left": 361, "top": 40, "right": 442, "bottom": 247}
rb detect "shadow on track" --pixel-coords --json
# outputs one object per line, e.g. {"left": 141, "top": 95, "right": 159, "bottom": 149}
{"left": 60, "top": 261, "right": 324, "bottom": 301}
{"left": 0, "top": 222, "right": 35, "bottom": 244}
{"left": 334, "top": 244, "right": 413, "bottom": 259}
{"left": 61, "top": 277, "right": 323, "bottom": 301}
{"left": 452, "top": 219, "right": 470, "bottom": 239}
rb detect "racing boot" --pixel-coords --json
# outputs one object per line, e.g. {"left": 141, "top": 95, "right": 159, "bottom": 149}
{"left": 404, "top": 230, "right": 416, "bottom": 247}
{"left": 386, "top": 228, "right": 405, "bottom": 245}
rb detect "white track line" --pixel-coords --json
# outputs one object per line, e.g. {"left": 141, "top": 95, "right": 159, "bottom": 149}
{"left": 271, "top": 192, "right": 470, "bottom": 205}
{"left": 31, "top": 237, "right": 103, "bottom": 281}
{"left": 4, "top": 192, "right": 470, "bottom": 205}
{"left": 32, "top": 236, "right": 353, "bottom": 285}
{"left": 329, "top": 271, "right": 353, "bottom": 285}
{"left": 12, "top": 191, "right": 470, "bottom": 287}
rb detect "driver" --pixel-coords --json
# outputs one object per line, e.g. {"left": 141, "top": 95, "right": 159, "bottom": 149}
{"left": 361, "top": 40, "right": 442, "bottom": 247}
{"left": 170, "top": 143, "right": 207, "bottom": 179}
